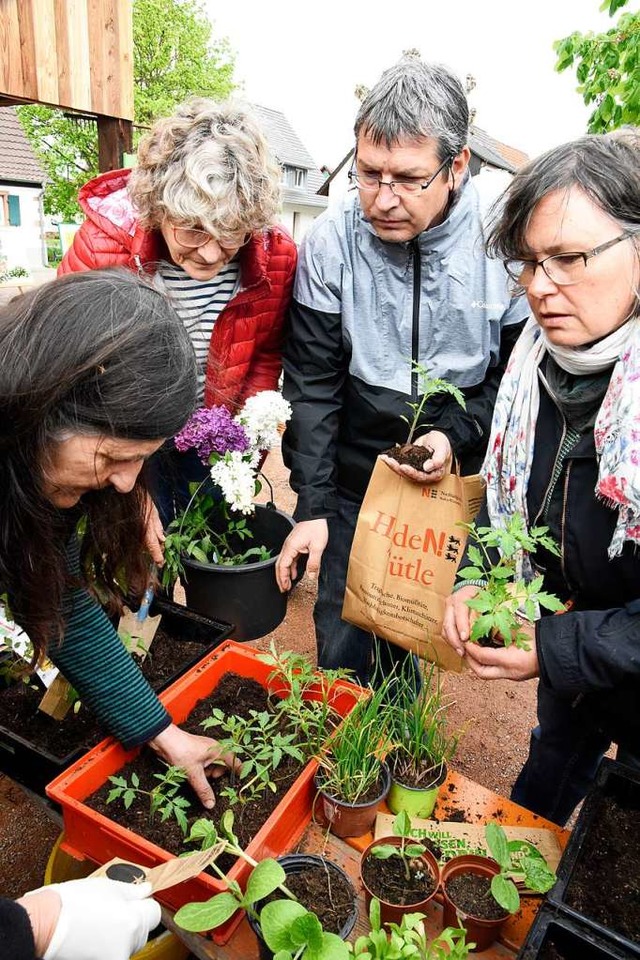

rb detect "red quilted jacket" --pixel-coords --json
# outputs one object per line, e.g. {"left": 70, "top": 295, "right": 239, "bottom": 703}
{"left": 59, "top": 168, "right": 297, "bottom": 410}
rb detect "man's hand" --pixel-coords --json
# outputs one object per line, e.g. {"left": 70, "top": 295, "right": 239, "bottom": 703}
{"left": 276, "top": 519, "right": 329, "bottom": 592}
{"left": 20, "top": 877, "right": 161, "bottom": 960}
{"left": 144, "top": 497, "right": 165, "bottom": 566}
{"left": 149, "top": 723, "right": 239, "bottom": 809}
{"left": 379, "top": 430, "right": 452, "bottom": 484}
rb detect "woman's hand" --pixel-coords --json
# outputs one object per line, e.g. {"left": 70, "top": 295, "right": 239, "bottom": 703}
{"left": 379, "top": 430, "right": 452, "bottom": 484}
{"left": 19, "top": 877, "right": 161, "bottom": 960}
{"left": 149, "top": 723, "right": 240, "bottom": 809}
{"left": 463, "top": 635, "right": 540, "bottom": 681}
{"left": 442, "top": 584, "right": 479, "bottom": 656}
{"left": 144, "top": 496, "right": 165, "bottom": 566}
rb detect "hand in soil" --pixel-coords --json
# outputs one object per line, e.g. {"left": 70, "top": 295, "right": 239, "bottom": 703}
{"left": 149, "top": 723, "right": 239, "bottom": 808}
{"left": 379, "top": 430, "right": 452, "bottom": 483}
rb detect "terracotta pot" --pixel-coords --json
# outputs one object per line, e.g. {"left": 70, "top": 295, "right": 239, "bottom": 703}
{"left": 388, "top": 760, "right": 448, "bottom": 819}
{"left": 360, "top": 835, "right": 440, "bottom": 925}
{"left": 246, "top": 854, "right": 358, "bottom": 960}
{"left": 441, "top": 854, "right": 509, "bottom": 952}
{"left": 314, "top": 762, "right": 391, "bottom": 838}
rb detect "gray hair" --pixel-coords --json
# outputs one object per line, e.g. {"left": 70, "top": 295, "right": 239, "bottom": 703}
{"left": 128, "top": 97, "right": 282, "bottom": 235}
{"left": 487, "top": 131, "right": 640, "bottom": 261}
{"left": 354, "top": 57, "right": 469, "bottom": 161}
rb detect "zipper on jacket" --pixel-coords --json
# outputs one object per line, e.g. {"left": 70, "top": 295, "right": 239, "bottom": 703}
{"left": 559, "top": 462, "right": 574, "bottom": 591}
{"left": 410, "top": 239, "right": 421, "bottom": 400}
{"left": 532, "top": 414, "right": 568, "bottom": 528}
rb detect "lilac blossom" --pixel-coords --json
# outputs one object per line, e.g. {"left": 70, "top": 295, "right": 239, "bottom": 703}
{"left": 174, "top": 406, "right": 250, "bottom": 465}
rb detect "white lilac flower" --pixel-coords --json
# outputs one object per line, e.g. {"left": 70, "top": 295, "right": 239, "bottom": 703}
{"left": 237, "top": 390, "right": 292, "bottom": 451}
{"left": 209, "top": 451, "right": 259, "bottom": 514}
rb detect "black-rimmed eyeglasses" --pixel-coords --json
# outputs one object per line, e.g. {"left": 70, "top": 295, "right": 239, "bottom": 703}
{"left": 505, "top": 230, "right": 638, "bottom": 291}
{"left": 348, "top": 155, "right": 452, "bottom": 198}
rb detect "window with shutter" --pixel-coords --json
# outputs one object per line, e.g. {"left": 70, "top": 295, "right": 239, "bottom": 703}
{"left": 7, "top": 195, "right": 21, "bottom": 227}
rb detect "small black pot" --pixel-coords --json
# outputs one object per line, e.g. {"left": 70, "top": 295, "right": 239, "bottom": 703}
{"left": 182, "top": 504, "right": 295, "bottom": 641}
{"left": 246, "top": 853, "right": 358, "bottom": 960}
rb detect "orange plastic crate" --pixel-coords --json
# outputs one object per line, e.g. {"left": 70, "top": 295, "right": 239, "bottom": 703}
{"left": 46, "top": 640, "right": 363, "bottom": 942}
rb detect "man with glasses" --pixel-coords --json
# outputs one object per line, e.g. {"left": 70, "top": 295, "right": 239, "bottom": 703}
{"left": 276, "top": 56, "right": 528, "bottom": 685}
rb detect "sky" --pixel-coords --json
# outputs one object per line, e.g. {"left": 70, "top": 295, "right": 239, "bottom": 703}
{"left": 201, "top": 0, "right": 626, "bottom": 170}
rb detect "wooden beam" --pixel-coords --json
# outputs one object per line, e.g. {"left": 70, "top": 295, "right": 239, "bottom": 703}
{"left": 97, "top": 114, "right": 132, "bottom": 172}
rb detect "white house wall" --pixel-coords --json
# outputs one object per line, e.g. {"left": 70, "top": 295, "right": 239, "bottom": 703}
{"left": 278, "top": 203, "right": 324, "bottom": 244}
{"left": 0, "top": 185, "right": 46, "bottom": 270}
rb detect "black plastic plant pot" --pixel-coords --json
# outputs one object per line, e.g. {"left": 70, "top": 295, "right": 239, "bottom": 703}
{"left": 517, "top": 902, "right": 632, "bottom": 960}
{"left": 148, "top": 595, "right": 232, "bottom": 691}
{"left": 547, "top": 757, "right": 640, "bottom": 957}
{"left": 0, "top": 599, "right": 231, "bottom": 799}
{"left": 181, "top": 504, "right": 295, "bottom": 642}
{"left": 246, "top": 853, "right": 359, "bottom": 960}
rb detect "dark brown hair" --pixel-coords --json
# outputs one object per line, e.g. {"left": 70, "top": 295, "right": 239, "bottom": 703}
{"left": 0, "top": 268, "right": 197, "bottom": 661}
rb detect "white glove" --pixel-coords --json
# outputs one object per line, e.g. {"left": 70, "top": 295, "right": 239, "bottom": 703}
{"left": 26, "top": 877, "right": 161, "bottom": 960}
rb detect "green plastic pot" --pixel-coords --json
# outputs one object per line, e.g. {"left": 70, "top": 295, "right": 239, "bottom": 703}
{"left": 388, "top": 760, "right": 448, "bottom": 818}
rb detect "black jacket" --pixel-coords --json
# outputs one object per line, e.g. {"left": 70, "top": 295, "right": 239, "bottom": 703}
{"left": 464, "top": 366, "right": 640, "bottom": 743}
{"left": 282, "top": 299, "right": 524, "bottom": 518}
{"left": 0, "top": 898, "right": 36, "bottom": 960}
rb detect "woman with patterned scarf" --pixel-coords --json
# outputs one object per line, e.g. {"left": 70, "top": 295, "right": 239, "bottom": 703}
{"left": 442, "top": 131, "right": 640, "bottom": 826}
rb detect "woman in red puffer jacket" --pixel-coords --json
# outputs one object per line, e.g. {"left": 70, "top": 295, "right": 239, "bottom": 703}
{"left": 60, "top": 97, "right": 297, "bottom": 535}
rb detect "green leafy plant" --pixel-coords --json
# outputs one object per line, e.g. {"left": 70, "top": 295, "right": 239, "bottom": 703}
{"left": 202, "top": 707, "right": 304, "bottom": 805}
{"left": 485, "top": 822, "right": 556, "bottom": 915}
{"left": 258, "top": 643, "right": 355, "bottom": 756}
{"left": 176, "top": 847, "right": 348, "bottom": 960}
{"left": 369, "top": 811, "right": 428, "bottom": 882}
{"left": 402, "top": 361, "right": 466, "bottom": 445}
{"left": 387, "top": 659, "right": 459, "bottom": 787}
{"left": 106, "top": 764, "right": 191, "bottom": 834}
{"left": 0, "top": 265, "right": 30, "bottom": 283}
{"left": 457, "top": 515, "right": 565, "bottom": 649}
{"left": 316, "top": 679, "right": 393, "bottom": 805}
{"left": 350, "top": 898, "right": 472, "bottom": 959}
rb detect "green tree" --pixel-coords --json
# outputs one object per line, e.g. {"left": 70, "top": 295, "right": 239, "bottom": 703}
{"left": 17, "top": 0, "right": 236, "bottom": 220}
{"left": 554, "top": 0, "right": 640, "bottom": 133}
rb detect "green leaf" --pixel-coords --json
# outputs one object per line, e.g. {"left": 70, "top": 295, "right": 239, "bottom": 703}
{"left": 393, "top": 810, "right": 412, "bottom": 838}
{"left": 245, "top": 859, "right": 287, "bottom": 903}
{"left": 290, "top": 912, "right": 323, "bottom": 950}
{"left": 307, "top": 932, "right": 351, "bottom": 960}
{"left": 174, "top": 892, "right": 240, "bottom": 932}
{"left": 370, "top": 844, "right": 398, "bottom": 860}
{"left": 490, "top": 874, "right": 519, "bottom": 914}
{"left": 260, "top": 900, "right": 307, "bottom": 951}
{"left": 485, "top": 822, "right": 510, "bottom": 869}
{"left": 522, "top": 857, "right": 556, "bottom": 893}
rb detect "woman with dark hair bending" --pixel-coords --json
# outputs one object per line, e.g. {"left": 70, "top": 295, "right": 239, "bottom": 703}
{"left": 0, "top": 269, "right": 235, "bottom": 960}
{"left": 442, "top": 130, "right": 640, "bottom": 826}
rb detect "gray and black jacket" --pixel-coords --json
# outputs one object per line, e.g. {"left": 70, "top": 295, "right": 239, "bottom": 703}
{"left": 282, "top": 172, "right": 529, "bottom": 519}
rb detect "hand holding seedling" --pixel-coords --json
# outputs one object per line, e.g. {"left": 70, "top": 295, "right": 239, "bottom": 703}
{"left": 380, "top": 430, "right": 453, "bottom": 484}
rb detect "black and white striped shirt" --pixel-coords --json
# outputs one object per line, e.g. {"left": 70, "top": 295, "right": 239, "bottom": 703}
{"left": 157, "top": 260, "right": 241, "bottom": 401}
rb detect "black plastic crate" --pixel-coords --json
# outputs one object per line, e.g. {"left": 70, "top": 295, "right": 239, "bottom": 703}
{"left": 0, "top": 599, "right": 232, "bottom": 796}
{"left": 518, "top": 902, "right": 634, "bottom": 959}
{"left": 547, "top": 757, "right": 640, "bottom": 956}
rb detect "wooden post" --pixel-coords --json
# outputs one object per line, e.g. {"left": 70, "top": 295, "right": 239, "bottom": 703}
{"left": 97, "top": 114, "right": 133, "bottom": 172}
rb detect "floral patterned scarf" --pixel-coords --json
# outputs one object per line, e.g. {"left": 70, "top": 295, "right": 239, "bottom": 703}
{"left": 483, "top": 316, "right": 640, "bottom": 560}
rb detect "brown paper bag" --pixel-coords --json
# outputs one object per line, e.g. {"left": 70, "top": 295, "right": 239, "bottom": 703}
{"left": 342, "top": 460, "right": 485, "bottom": 671}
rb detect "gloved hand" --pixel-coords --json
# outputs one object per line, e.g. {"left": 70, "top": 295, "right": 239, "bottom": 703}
{"left": 24, "top": 876, "right": 161, "bottom": 960}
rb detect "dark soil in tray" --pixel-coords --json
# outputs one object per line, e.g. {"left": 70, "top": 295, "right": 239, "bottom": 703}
{"left": 362, "top": 851, "right": 436, "bottom": 906}
{"left": 87, "top": 672, "right": 308, "bottom": 862}
{"left": 0, "top": 627, "right": 210, "bottom": 758}
{"left": 258, "top": 862, "right": 354, "bottom": 935}
{"left": 564, "top": 793, "right": 640, "bottom": 941}
{"left": 445, "top": 872, "right": 508, "bottom": 921}
{"left": 381, "top": 443, "right": 434, "bottom": 471}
